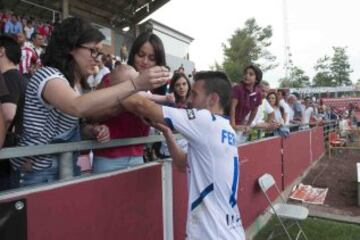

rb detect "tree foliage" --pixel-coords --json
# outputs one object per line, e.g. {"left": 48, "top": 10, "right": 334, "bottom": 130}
{"left": 312, "top": 47, "right": 353, "bottom": 87}
{"left": 312, "top": 56, "right": 333, "bottom": 86}
{"left": 330, "top": 47, "right": 352, "bottom": 86}
{"left": 217, "top": 18, "right": 277, "bottom": 82}
{"left": 279, "top": 66, "right": 310, "bottom": 88}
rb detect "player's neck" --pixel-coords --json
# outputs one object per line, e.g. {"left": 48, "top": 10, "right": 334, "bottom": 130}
{"left": 208, "top": 105, "right": 224, "bottom": 116}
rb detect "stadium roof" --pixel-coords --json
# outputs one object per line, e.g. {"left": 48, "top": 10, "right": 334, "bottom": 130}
{"left": 2, "top": 0, "right": 169, "bottom": 30}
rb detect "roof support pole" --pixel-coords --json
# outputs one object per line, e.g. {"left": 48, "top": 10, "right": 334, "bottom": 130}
{"left": 62, "top": 0, "right": 69, "bottom": 20}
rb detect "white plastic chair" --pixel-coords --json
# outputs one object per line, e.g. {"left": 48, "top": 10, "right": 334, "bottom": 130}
{"left": 258, "top": 173, "right": 309, "bottom": 240}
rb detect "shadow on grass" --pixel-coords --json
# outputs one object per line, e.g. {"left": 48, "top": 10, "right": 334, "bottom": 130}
{"left": 254, "top": 217, "right": 360, "bottom": 240}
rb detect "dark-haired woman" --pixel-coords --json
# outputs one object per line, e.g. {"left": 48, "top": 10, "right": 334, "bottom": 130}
{"left": 10, "top": 18, "right": 169, "bottom": 187}
{"left": 168, "top": 72, "right": 191, "bottom": 108}
{"left": 230, "top": 65, "right": 262, "bottom": 144}
{"left": 267, "top": 92, "right": 289, "bottom": 137}
{"left": 92, "top": 32, "right": 171, "bottom": 173}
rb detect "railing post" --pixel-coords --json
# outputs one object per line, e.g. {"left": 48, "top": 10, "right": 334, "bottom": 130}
{"left": 161, "top": 158, "right": 174, "bottom": 240}
{"left": 59, "top": 152, "right": 73, "bottom": 180}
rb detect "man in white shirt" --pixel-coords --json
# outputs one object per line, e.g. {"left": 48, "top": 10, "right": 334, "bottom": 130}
{"left": 87, "top": 55, "right": 110, "bottom": 89}
{"left": 277, "top": 89, "right": 291, "bottom": 125}
{"left": 303, "top": 96, "right": 315, "bottom": 127}
{"left": 241, "top": 82, "right": 277, "bottom": 141}
{"left": 122, "top": 70, "right": 245, "bottom": 239}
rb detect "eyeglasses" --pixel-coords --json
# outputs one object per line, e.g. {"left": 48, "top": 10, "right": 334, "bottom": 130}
{"left": 79, "top": 45, "right": 103, "bottom": 59}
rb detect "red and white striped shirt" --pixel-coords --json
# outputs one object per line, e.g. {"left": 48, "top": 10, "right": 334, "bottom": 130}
{"left": 19, "top": 46, "right": 39, "bottom": 75}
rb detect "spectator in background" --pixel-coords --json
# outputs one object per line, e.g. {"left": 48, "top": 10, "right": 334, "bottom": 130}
{"left": 104, "top": 54, "right": 113, "bottom": 71}
{"left": 288, "top": 94, "right": 303, "bottom": 128}
{"left": 10, "top": 17, "right": 169, "bottom": 187}
{"left": 86, "top": 54, "right": 110, "bottom": 90}
{"left": 0, "top": 35, "right": 26, "bottom": 136}
{"left": 326, "top": 106, "right": 338, "bottom": 120}
{"left": 4, "top": 14, "right": 22, "bottom": 35}
{"left": 0, "top": 35, "right": 26, "bottom": 190}
{"left": 267, "top": 92, "right": 289, "bottom": 137}
{"left": 168, "top": 72, "right": 191, "bottom": 108}
{"left": 24, "top": 19, "right": 34, "bottom": 40}
{"left": 36, "top": 22, "right": 50, "bottom": 41}
{"left": 120, "top": 43, "right": 128, "bottom": 63}
{"left": 0, "top": 12, "right": 11, "bottom": 33}
{"left": 303, "top": 96, "right": 316, "bottom": 128}
{"left": 20, "top": 17, "right": 27, "bottom": 27}
{"left": 247, "top": 81, "right": 275, "bottom": 141}
{"left": 17, "top": 32, "right": 40, "bottom": 79}
{"left": 0, "top": 74, "right": 9, "bottom": 190}
{"left": 277, "top": 89, "right": 291, "bottom": 125}
{"left": 177, "top": 64, "right": 185, "bottom": 74}
{"left": 92, "top": 31, "right": 170, "bottom": 173}
{"left": 30, "top": 32, "right": 44, "bottom": 60}
{"left": 230, "top": 65, "right": 262, "bottom": 144}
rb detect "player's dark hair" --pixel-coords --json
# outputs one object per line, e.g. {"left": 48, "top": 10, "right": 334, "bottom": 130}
{"left": 194, "top": 71, "right": 232, "bottom": 111}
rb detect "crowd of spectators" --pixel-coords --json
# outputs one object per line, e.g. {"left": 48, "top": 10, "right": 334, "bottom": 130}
{"left": 0, "top": 12, "right": 354, "bottom": 191}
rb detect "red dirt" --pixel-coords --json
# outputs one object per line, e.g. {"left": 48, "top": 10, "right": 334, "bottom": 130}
{"left": 298, "top": 149, "right": 360, "bottom": 216}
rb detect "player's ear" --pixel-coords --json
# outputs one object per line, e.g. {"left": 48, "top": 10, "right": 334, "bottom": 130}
{"left": 209, "top": 93, "right": 219, "bottom": 107}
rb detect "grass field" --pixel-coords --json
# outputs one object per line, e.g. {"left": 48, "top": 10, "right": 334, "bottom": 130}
{"left": 254, "top": 217, "right": 360, "bottom": 240}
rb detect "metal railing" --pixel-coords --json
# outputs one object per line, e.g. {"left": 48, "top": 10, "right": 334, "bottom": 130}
{"left": 0, "top": 120, "right": 338, "bottom": 240}
{"left": 0, "top": 134, "right": 178, "bottom": 240}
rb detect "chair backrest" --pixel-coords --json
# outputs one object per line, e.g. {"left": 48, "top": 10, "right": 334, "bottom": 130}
{"left": 258, "top": 173, "right": 276, "bottom": 193}
{"left": 329, "top": 132, "right": 337, "bottom": 142}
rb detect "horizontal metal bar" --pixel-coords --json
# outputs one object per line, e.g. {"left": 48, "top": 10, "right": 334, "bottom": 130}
{"left": 0, "top": 134, "right": 182, "bottom": 160}
{"left": 0, "top": 120, "right": 338, "bottom": 160}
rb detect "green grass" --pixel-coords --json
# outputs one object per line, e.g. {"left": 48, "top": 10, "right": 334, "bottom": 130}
{"left": 254, "top": 217, "right": 360, "bottom": 240}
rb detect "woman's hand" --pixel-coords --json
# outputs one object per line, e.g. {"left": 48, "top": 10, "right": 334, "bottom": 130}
{"left": 134, "top": 66, "right": 170, "bottom": 91}
{"left": 92, "top": 124, "right": 110, "bottom": 143}
{"left": 166, "top": 93, "right": 175, "bottom": 104}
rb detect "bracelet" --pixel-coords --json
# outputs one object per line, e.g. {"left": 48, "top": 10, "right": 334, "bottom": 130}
{"left": 130, "top": 79, "right": 137, "bottom": 91}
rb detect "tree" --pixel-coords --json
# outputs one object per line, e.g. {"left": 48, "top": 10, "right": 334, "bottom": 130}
{"left": 312, "top": 56, "right": 334, "bottom": 86}
{"left": 330, "top": 47, "right": 352, "bottom": 86}
{"left": 279, "top": 66, "right": 310, "bottom": 88}
{"left": 218, "top": 18, "right": 277, "bottom": 82}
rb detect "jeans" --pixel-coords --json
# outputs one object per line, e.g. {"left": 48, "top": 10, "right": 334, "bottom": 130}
{"left": 51, "top": 125, "right": 82, "bottom": 176}
{"left": 11, "top": 159, "right": 59, "bottom": 187}
{"left": 12, "top": 125, "right": 81, "bottom": 188}
{"left": 92, "top": 156, "right": 144, "bottom": 173}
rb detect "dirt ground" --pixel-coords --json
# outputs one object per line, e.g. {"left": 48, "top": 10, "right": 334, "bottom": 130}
{"left": 298, "top": 147, "right": 360, "bottom": 216}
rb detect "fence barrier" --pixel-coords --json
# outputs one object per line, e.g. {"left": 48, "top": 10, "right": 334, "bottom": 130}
{"left": 0, "top": 122, "right": 336, "bottom": 239}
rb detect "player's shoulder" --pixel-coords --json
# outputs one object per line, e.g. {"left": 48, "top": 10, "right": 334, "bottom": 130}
{"left": 186, "top": 109, "right": 215, "bottom": 121}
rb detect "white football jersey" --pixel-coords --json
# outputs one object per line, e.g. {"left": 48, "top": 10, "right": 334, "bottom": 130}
{"left": 162, "top": 106, "right": 245, "bottom": 240}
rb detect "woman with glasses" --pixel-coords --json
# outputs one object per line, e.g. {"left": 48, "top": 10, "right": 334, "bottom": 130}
{"left": 10, "top": 18, "right": 169, "bottom": 187}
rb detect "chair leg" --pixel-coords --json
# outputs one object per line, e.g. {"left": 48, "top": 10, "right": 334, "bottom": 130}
{"left": 295, "top": 220, "right": 309, "bottom": 240}
{"left": 274, "top": 214, "right": 293, "bottom": 240}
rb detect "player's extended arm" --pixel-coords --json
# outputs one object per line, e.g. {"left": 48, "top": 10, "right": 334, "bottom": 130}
{"left": 121, "top": 94, "right": 166, "bottom": 124}
{"left": 154, "top": 123, "right": 187, "bottom": 172}
{"left": 122, "top": 95, "right": 187, "bottom": 170}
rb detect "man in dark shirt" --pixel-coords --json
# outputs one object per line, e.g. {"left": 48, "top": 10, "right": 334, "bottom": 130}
{"left": 0, "top": 34, "right": 26, "bottom": 136}
{"left": 0, "top": 35, "right": 26, "bottom": 191}
{"left": 0, "top": 74, "right": 8, "bottom": 148}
